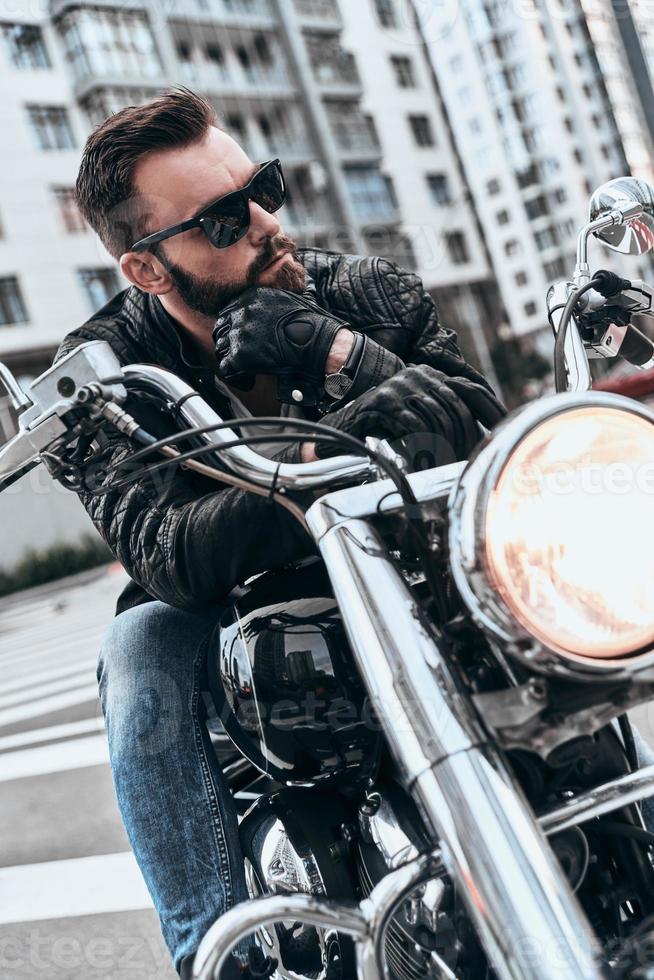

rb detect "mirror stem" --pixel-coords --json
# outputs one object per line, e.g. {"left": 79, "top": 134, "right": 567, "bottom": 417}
{"left": 0, "top": 362, "right": 32, "bottom": 412}
{"left": 574, "top": 206, "right": 643, "bottom": 286}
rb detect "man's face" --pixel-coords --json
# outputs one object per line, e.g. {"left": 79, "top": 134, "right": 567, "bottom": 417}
{"left": 131, "top": 126, "right": 307, "bottom": 315}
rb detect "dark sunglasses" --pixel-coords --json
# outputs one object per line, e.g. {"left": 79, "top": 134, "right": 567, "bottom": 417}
{"left": 130, "top": 158, "right": 286, "bottom": 253}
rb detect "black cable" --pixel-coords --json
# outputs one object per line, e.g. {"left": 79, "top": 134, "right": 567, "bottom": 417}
{"left": 91, "top": 413, "right": 448, "bottom": 619}
{"left": 553, "top": 277, "right": 603, "bottom": 392}
{"left": 98, "top": 413, "right": 425, "bottom": 520}
{"left": 105, "top": 414, "right": 368, "bottom": 471}
{"left": 84, "top": 432, "right": 359, "bottom": 495}
{"left": 593, "top": 820, "right": 654, "bottom": 849}
{"left": 619, "top": 714, "right": 640, "bottom": 772}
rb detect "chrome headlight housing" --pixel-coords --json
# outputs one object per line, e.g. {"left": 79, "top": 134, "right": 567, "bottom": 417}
{"left": 449, "top": 392, "right": 654, "bottom": 678}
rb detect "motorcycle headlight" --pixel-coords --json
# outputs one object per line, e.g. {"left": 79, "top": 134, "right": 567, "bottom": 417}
{"left": 449, "top": 394, "right": 654, "bottom": 671}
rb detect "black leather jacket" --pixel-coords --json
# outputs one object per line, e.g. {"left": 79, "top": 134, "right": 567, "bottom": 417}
{"left": 54, "top": 248, "right": 492, "bottom": 615}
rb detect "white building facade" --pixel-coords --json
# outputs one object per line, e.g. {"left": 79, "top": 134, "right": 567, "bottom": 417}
{"left": 414, "top": 0, "right": 654, "bottom": 343}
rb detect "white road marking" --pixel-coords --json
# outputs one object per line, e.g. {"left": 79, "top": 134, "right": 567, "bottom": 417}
{"left": 0, "top": 684, "right": 100, "bottom": 728}
{"left": 0, "top": 717, "right": 104, "bottom": 752}
{"left": 0, "top": 733, "right": 109, "bottom": 782}
{"left": 0, "top": 670, "right": 95, "bottom": 709}
{"left": 0, "top": 658, "right": 97, "bottom": 696}
{"left": 0, "top": 852, "right": 152, "bottom": 924}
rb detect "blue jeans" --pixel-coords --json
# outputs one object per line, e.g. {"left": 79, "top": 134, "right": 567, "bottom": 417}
{"left": 98, "top": 600, "right": 248, "bottom": 974}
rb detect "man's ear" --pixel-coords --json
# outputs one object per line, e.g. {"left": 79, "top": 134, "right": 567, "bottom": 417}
{"left": 119, "top": 251, "right": 173, "bottom": 295}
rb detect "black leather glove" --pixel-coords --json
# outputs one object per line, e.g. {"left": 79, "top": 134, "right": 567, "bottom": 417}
{"left": 213, "top": 287, "right": 405, "bottom": 408}
{"left": 314, "top": 364, "right": 506, "bottom": 465}
{"left": 214, "top": 287, "right": 348, "bottom": 406}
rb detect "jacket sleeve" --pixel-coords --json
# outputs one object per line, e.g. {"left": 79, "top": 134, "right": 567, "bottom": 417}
{"left": 319, "top": 254, "right": 499, "bottom": 405}
{"left": 73, "top": 430, "right": 315, "bottom": 611}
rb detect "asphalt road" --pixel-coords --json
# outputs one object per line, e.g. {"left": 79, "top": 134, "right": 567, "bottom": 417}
{"left": 0, "top": 565, "right": 177, "bottom": 980}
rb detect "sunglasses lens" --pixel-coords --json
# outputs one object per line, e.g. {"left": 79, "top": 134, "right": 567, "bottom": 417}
{"left": 251, "top": 161, "right": 286, "bottom": 214}
{"left": 200, "top": 194, "right": 250, "bottom": 249}
{"left": 198, "top": 162, "right": 285, "bottom": 249}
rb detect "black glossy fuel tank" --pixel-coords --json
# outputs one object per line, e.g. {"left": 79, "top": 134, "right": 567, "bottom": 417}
{"left": 206, "top": 559, "right": 380, "bottom": 786}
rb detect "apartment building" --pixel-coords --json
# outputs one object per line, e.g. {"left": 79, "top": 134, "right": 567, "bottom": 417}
{"left": 337, "top": 0, "right": 504, "bottom": 384}
{"left": 0, "top": 0, "right": 403, "bottom": 431}
{"left": 415, "top": 0, "right": 654, "bottom": 344}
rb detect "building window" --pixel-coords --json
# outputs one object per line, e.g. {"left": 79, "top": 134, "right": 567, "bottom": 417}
{"left": 1, "top": 23, "right": 50, "bottom": 69}
{"left": 0, "top": 277, "right": 28, "bottom": 325}
{"left": 497, "top": 209, "right": 510, "bottom": 225}
{"left": 78, "top": 268, "right": 120, "bottom": 310}
{"left": 487, "top": 177, "right": 501, "bottom": 195}
{"left": 534, "top": 226, "right": 559, "bottom": 251}
{"left": 344, "top": 166, "right": 396, "bottom": 220}
{"left": 26, "top": 105, "right": 75, "bottom": 150}
{"left": 373, "top": 0, "right": 396, "bottom": 28}
{"left": 364, "top": 114, "right": 381, "bottom": 149}
{"left": 525, "top": 194, "right": 549, "bottom": 220}
{"left": 558, "top": 217, "right": 576, "bottom": 238}
{"left": 524, "top": 300, "right": 537, "bottom": 316}
{"left": 408, "top": 114, "right": 434, "bottom": 147}
{"left": 445, "top": 231, "right": 469, "bottom": 264}
{"left": 515, "top": 270, "right": 528, "bottom": 286}
{"left": 326, "top": 101, "right": 376, "bottom": 152}
{"left": 52, "top": 186, "right": 86, "bottom": 233}
{"left": 426, "top": 173, "right": 452, "bottom": 206}
{"left": 58, "top": 8, "right": 162, "bottom": 82}
{"left": 206, "top": 43, "right": 224, "bottom": 67}
{"left": 504, "top": 238, "right": 521, "bottom": 257}
{"left": 543, "top": 256, "right": 568, "bottom": 280}
{"left": 390, "top": 55, "right": 415, "bottom": 88}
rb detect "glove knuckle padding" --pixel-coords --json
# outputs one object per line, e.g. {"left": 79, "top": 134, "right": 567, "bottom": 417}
{"left": 277, "top": 312, "right": 317, "bottom": 348}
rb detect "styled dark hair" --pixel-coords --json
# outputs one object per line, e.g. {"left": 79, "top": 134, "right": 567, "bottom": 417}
{"left": 75, "top": 87, "right": 218, "bottom": 258}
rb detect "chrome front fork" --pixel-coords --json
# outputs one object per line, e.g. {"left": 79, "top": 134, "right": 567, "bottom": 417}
{"left": 308, "top": 515, "right": 604, "bottom": 980}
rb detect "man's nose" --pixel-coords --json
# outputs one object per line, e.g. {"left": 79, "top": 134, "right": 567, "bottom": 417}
{"left": 247, "top": 200, "right": 280, "bottom": 244}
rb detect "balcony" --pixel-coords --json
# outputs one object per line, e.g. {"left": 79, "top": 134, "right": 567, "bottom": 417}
{"left": 282, "top": 198, "right": 333, "bottom": 229}
{"left": 305, "top": 37, "right": 361, "bottom": 94}
{"left": 331, "top": 130, "right": 381, "bottom": 160}
{"left": 50, "top": 0, "right": 145, "bottom": 18}
{"left": 173, "top": 46, "right": 295, "bottom": 97}
{"left": 293, "top": 0, "right": 341, "bottom": 29}
{"left": 344, "top": 167, "right": 398, "bottom": 225}
{"left": 268, "top": 135, "right": 313, "bottom": 162}
{"left": 166, "top": 0, "right": 276, "bottom": 27}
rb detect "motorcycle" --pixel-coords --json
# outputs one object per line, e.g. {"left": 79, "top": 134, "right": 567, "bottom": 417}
{"left": 4, "top": 177, "right": 654, "bottom": 979}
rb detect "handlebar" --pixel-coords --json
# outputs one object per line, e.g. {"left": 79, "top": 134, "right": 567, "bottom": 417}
{"left": 122, "top": 364, "right": 371, "bottom": 492}
{"left": 0, "top": 343, "right": 373, "bottom": 496}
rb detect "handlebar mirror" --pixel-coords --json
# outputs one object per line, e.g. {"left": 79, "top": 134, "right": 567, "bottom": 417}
{"left": 590, "top": 176, "right": 654, "bottom": 255}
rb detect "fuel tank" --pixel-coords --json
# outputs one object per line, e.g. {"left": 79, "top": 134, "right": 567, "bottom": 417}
{"left": 206, "top": 559, "right": 380, "bottom": 786}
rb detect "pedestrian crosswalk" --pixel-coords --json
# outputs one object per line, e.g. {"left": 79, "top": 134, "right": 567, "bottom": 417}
{"left": 0, "top": 565, "right": 174, "bottom": 979}
{"left": 0, "top": 566, "right": 120, "bottom": 769}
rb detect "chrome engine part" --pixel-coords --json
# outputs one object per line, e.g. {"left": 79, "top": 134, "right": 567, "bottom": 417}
{"left": 239, "top": 791, "right": 357, "bottom": 980}
{"left": 357, "top": 790, "right": 467, "bottom": 980}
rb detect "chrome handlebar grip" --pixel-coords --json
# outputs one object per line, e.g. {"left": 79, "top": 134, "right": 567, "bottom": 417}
{"left": 547, "top": 280, "right": 593, "bottom": 394}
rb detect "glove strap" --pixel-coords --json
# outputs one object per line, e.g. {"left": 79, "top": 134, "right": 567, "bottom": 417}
{"left": 322, "top": 334, "right": 405, "bottom": 411}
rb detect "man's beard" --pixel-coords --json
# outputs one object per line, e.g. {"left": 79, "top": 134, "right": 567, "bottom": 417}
{"left": 160, "top": 233, "right": 307, "bottom": 316}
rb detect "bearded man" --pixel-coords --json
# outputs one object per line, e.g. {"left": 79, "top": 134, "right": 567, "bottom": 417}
{"left": 55, "top": 87, "right": 505, "bottom": 978}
